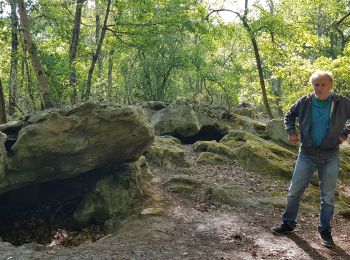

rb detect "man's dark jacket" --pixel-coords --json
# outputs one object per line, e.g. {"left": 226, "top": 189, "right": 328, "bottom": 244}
{"left": 284, "top": 93, "right": 350, "bottom": 160}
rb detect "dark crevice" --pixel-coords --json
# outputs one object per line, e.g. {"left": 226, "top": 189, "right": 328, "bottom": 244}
{"left": 1, "top": 123, "right": 22, "bottom": 157}
{"left": 0, "top": 167, "right": 112, "bottom": 246}
{"left": 168, "top": 125, "right": 228, "bottom": 144}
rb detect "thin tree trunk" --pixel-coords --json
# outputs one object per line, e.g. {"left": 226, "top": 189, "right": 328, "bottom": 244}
{"left": 107, "top": 49, "right": 114, "bottom": 99}
{"left": 69, "top": 0, "right": 85, "bottom": 104}
{"left": 18, "top": 0, "right": 53, "bottom": 109}
{"left": 0, "top": 79, "right": 7, "bottom": 124}
{"left": 96, "top": 10, "right": 103, "bottom": 78}
{"left": 8, "top": 0, "right": 19, "bottom": 116}
{"left": 22, "top": 37, "right": 36, "bottom": 111}
{"left": 82, "top": 0, "right": 111, "bottom": 100}
{"left": 241, "top": 12, "right": 273, "bottom": 119}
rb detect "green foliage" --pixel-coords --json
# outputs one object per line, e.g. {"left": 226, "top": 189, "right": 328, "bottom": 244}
{"left": 1, "top": 0, "right": 350, "bottom": 114}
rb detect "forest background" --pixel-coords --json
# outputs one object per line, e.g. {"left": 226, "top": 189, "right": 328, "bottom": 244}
{"left": 0, "top": 0, "right": 350, "bottom": 121}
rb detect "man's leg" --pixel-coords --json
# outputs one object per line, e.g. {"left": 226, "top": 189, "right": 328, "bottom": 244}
{"left": 318, "top": 154, "right": 339, "bottom": 231}
{"left": 282, "top": 152, "right": 316, "bottom": 228}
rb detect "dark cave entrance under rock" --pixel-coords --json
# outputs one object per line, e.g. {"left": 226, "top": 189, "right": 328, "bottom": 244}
{"left": 0, "top": 169, "right": 110, "bottom": 247}
{"left": 169, "top": 125, "right": 228, "bottom": 144}
{"left": 1, "top": 122, "right": 22, "bottom": 157}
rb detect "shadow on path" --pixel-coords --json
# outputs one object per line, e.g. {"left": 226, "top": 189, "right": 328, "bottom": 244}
{"left": 287, "top": 233, "right": 350, "bottom": 260}
{"left": 287, "top": 233, "right": 327, "bottom": 260}
{"left": 330, "top": 245, "right": 350, "bottom": 259}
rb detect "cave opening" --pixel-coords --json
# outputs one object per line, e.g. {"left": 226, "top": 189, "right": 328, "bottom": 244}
{"left": 169, "top": 125, "right": 227, "bottom": 144}
{"left": 0, "top": 168, "right": 110, "bottom": 247}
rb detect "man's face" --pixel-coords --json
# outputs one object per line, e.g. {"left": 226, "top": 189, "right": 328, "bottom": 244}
{"left": 312, "top": 75, "right": 333, "bottom": 100}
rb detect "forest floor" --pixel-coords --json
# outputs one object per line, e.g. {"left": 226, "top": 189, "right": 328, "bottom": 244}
{"left": 1, "top": 144, "right": 350, "bottom": 259}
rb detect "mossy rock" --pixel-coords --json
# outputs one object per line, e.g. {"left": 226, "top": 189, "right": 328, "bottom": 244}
{"left": 337, "top": 208, "right": 350, "bottom": 219}
{"left": 74, "top": 156, "right": 152, "bottom": 226}
{"left": 193, "top": 141, "right": 235, "bottom": 159}
{"left": 220, "top": 129, "right": 264, "bottom": 144}
{"left": 144, "top": 136, "right": 190, "bottom": 168}
{"left": 140, "top": 207, "right": 165, "bottom": 216}
{"left": 237, "top": 139, "right": 296, "bottom": 179}
{"left": 302, "top": 187, "right": 320, "bottom": 204}
{"left": 231, "top": 107, "right": 258, "bottom": 119}
{"left": 220, "top": 130, "right": 297, "bottom": 179}
{"left": 164, "top": 175, "right": 203, "bottom": 194}
{"left": 229, "top": 114, "right": 266, "bottom": 135}
{"left": 254, "top": 196, "right": 286, "bottom": 209}
{"left": 209, "top": 185, "right": 249, "bottom": 205}
{"left": 339, "top": 146, "right": 350, "bottom": 182}
{"left": 197, "top": 152, "right": 227, "bottom": 165}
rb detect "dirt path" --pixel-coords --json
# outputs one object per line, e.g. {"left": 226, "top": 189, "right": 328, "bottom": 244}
{"left": 1, "top": 144, "right": 350, "bottom": 259}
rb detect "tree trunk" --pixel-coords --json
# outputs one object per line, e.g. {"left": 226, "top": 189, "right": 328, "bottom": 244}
{"left": 21, "top": 34, "right": 36, "bottom": 111}
{"left": 18, "top": 0, "right": 53, "bottom": 109}
{"left": 107, "top": 49, "right": 114, "bottom": 99}
{"left": 0, "top": 79, "right": 7, "bottom": 124}
{"left": 69, "top": 0, "right": 85, "bottom": 104}
{"left": 82, "top": 0, "right": 112, "bottom": 100}
{"left": 8, "top": 0, "right": 19, "bottom": 116}
{"left": 241, "top": 16, "right": 274, "bottom": 119}
{"left": 96, "top": 9, "right": 103, "bottom": 78}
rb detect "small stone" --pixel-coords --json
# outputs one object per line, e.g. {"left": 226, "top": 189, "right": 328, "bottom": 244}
{"left": 140, "top": 208, "right": 165, "bottom": 215}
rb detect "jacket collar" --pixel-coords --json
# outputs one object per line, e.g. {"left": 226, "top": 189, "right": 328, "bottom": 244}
{"left": 306, "top": 92, "right": 340, "bottom": 103}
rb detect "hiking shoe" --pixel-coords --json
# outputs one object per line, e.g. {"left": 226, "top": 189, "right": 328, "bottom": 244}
{"left": 271, "top": 223, "right": 294, "bottom": 235}
{"left": 319, "top": 230, "right": 335, "bottom": 248}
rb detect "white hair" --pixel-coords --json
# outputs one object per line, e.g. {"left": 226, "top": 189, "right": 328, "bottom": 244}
{"left": 309, "top": 70, "right": 333, "bottom": 85}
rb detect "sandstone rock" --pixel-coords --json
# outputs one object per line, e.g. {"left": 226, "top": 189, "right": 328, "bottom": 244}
{"left": 0, "top": 102, "right": 154, "bottom": 194}
{"left": 220, "top": 130, "right": 296, "bottom": 179}
{"left": 266, "top": 119, "right": 289, "bottom": 145}
{"left": 164, "top": 175, "right": 203, "bottom": 194}
{"left": 144, "top": 136, "right": 190, "bottom": 168}
{"left": 151, "top": 100, "right": 225, "bottom": 138}
{"left": 229, "top": 114, "right": 266, "bottom": 135}
{"left": 197, "top": 152, "right": 227, "bottom": 165}
{"left": 140, "top": 207, "right": 165, "bottom": 215}
{"left": 193, "top": 141, "right": 235, "bottom": 158}
{"left": 74, "top": 156, "right": 152, "bottom": 226}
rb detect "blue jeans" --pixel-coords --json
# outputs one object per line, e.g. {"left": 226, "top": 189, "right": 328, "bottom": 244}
{"left": 282, "top": 152, "right": 339, "bottom": 231}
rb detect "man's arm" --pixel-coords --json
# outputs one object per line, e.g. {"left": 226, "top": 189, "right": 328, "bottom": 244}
{"left": 339, "top": 97, "right": 350, "bottom": 143}
{"left": 284, "top": 98, "right": 301, "bottom": 144}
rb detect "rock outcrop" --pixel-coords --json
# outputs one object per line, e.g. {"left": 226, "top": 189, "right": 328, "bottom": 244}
{"left": 0, "top": 102, "right": 154, "bottom": 194}
{"left": 74, "top": 156, "right": 152, "bottom": 231}
{"left": 150, "top": 100, "right": 227, "bottom": 139}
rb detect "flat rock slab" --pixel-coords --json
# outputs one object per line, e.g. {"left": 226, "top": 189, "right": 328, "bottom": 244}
{"left": 0, "top": 102, "right": 154, "bottom": 194}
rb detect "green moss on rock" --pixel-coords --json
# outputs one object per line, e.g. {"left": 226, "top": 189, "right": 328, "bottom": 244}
{"left": 164, "top": 175, "right": 202, "bottom": 194}
{"left": 74, "top": 156, "right": 152, "bottom": 227}
{"left": 221, "top": 130, "right": 296, "bottom": 179}
{"left": 144, "top": 136, "right": 190, "bottom": 168}
{"left": 210, "top": 185, "right": 249, "bottom": 205}
{"left": 340, "top": 146, "right": 350, "bottom": 182}
{"left": 193, "top": 141, "right": 235, "bottom": 159}
{"left": 197, "top": 152, "right": 227, "bottom": 165}
{"left": 229, "top": 114, "right": 266, "bottom": 135}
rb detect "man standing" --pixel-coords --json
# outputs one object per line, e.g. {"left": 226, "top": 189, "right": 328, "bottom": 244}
{"left": 272, "top": 70, "right": 350, "bottom": 247}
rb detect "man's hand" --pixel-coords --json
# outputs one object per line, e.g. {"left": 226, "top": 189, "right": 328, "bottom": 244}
{"left": 288, "top": 134, "right": 300, "bottom": 145}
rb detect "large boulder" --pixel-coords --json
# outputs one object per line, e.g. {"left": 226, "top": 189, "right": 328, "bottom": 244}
{"left": 220, "top": 130, "right": 297, "bottom": 179}
{"left": 144, "top": 136, "right": 190, "bottom": 168}
{"left": 229, "top": 114, "right": 266, "bottom": 136}
{"left": 74, "top": 156, "right": 152, "bottom": 230}
{"left": 266, "top": 119, "right": 289, "bottom": 145}
{"left": 151, "top": 100, "right": 224, "bottom": 138}
{"left": 0, "top": 102, "right": 154, "bottom": 194}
